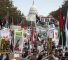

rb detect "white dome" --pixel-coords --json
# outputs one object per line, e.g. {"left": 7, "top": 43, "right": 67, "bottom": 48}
{"left": 29, "top": 4, "right": 37, "bottom": 15}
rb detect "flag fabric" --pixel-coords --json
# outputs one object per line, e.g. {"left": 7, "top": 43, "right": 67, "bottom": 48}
{"left": 65, "top": 9, "right": 68, "bottom": 30}
{"left": 58, "top": 9, "right": 64, "bottom": 46}
{"left": 58, "top": 9, "right": 66, "bottom": 47}
{"left": 60, "top": 15, "right": 66, "bottom": 47}
{"left": 59, "top": 9, "right": 64, "bottom": 32}
{"left": 65, "top": 9, "right": 68, "bottom": 47}
{"left": 58, "top": 27, "right": 62, "bottom": 45}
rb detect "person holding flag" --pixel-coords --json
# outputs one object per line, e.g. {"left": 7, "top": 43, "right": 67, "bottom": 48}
{"left": 58, "top": 8, "right": 64, "bottom": 48}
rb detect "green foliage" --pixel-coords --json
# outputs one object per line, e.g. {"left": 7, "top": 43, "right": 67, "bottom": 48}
{"left": 50, "top": 1, "right": 68, "bottom": 20}
{"left": 50, "top": 10, "right": 58, "bottom": 20}
{"left": 26, "top": 21, "right": 31, "bottom": 26}
{"left": 0, "top": 0, "right": 24, "bottom": 25}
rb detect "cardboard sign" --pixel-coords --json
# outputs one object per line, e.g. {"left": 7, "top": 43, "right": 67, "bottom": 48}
{"left": 14, "top": 29, "right": 24, "bottom": 53}
{"left": 0, "top": 28, "right": 11, "bottom": 54}
{"left": 0, "top": 38, "right": 10, "bottom": 54}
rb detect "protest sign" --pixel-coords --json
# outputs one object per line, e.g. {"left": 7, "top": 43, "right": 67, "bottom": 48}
{"left": 0, "top": 28, "right": 11, "bottom": 54}
{"left": 14, "top": 29, "right": 24, "bottom": 53}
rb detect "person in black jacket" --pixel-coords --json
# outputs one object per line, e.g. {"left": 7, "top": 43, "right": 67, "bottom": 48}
{"left": 37, "top": 51, "right": 43, "bottom": 60}
{"left": 22, "top": 43, "right": 28, "bottom": 58}
{"left": 65, "top": 47, "right": 68, "bottom": 60}
{"left": 5, "top": 54, "right": 9, "bottom": 60}
{"left": 0, "top": 54, "right": 3, "bottom": 60}
{"left": 0, "top": 20, "right": 2, "bottom": 29}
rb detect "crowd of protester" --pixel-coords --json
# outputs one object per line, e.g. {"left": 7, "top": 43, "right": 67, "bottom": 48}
{"left": 22, "top": 39, "right": 68, "bottom": 60}
{"left": 0, "top": 20, "right": 68, "bottom": 60}
{"left": 0, "top": 53, "right": 9, "bottom": 60}
{"left": 0, "top": 39, "right": 67, "bottom": 60}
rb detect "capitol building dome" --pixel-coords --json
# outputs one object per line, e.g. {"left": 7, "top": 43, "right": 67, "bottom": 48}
{"left": 29, "top": 0, "right": 38, "bottom": 15}
{"left": 27, "top": 0, "right": 38, "bottom": 22}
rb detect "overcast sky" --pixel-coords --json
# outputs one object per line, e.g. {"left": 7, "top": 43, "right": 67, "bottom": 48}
{"left": 12, "top": 0, "right": 64, "bottom": 16}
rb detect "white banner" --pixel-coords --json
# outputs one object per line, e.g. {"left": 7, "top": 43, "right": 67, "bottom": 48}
{"left": 0, "top": 28, "right": 11, "bottom": 39}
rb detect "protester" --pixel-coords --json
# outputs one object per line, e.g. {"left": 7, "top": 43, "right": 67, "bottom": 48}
{"left": 0, "top": 20, "right": 2, "bottom": 29}
{"left": 4, "top": 54, "right": 9, "bottom": 60}
{"left": 30, "top": 52, "right": 37, "bottom": 60}
{"left": 64, "top": 47, "right": 68, "bottom": 60}
{"left": 0, "top": 54, "right": 3, "bottom": 60}
{"left": 10, "top": 40, "right": 13, "bottom": 53}
{"left": 37, "top": 52, "right": 43, "bottom": 60}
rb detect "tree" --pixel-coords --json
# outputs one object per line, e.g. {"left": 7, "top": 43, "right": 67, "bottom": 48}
{"left": 0, "top": 0, "right": 24, "bottom": 25}
{"left": 50, "top": 0, "right": 68, "bottom": 20}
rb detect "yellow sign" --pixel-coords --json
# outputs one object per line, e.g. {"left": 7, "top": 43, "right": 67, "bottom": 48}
{"left": 15, "top": 31, "right": 22, "bottom": 36}
{"left": 0, "top": 38, "right": 10, "bottom": 54}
